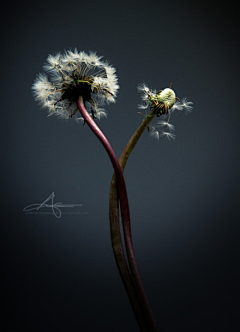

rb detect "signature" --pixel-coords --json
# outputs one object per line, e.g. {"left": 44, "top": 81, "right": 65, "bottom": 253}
{"left": 23, "top": 192, "right": 82, "bottom": 218}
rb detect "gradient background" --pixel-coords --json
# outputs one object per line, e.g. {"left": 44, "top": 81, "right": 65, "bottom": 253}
{"left": 1, "top": 0, "right": 239, "bottom": 331}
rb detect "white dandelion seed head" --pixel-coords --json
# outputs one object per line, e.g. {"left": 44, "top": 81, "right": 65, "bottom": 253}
{"left": 157, "top": 88, "right": 176, "bottom": 108}
{"left": 32, "top": 49, "right": 119, "bottom": 121}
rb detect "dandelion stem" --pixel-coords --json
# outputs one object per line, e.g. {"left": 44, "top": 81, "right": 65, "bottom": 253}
{"left": 109, "top": 175, "right": 149, "bottom": 331}
{"left": 77, "top": 96, "right": 151, "bottom": 331}
{"left": 109, "top": 108, "right": 159, "bottom": 331}
{"left": 119, "top": 109, "right": 156, "bottom": 170}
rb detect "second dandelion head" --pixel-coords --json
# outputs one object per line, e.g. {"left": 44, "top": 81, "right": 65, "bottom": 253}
{"left": 138, "top": 83, "right": 193, "bottom": 141}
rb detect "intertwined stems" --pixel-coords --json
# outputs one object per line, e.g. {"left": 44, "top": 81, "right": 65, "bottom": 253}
{"left": 77, "top": 97, "right": 158, "bottom": 331}
{"left": 109, "top": 109, "right": 158, "bottom": 330}
{"left": 109, "top": 174, "right": 149, "bottom": 331}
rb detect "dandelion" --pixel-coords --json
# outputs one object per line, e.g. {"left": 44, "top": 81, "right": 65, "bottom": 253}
{"left": 138, "top": 85, "right": 177, "bottom": 116}
{"left": 32, "top": 49, "right": 119, "bottom": 120}
{"left": 138, "top": 83, "right": 193, "bottom": 140}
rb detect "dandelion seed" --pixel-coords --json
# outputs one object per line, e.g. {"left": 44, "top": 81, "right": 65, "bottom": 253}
{"left": 157, "top": 120, "right": 175, "bottom": 132}
{"left": 32, "top": 50, "right": 119, "bottom": 121}
{"left": 43, "top": 53, "right": 62, "bottom": 72}
{"left": 170, "top": 100, "right": 183, "bottom": 112}
{"left": 137, "top": 83, "right": 149, "bottom": 94}
{"left": 138, "top": 104, "right": 149, "bottom": 110}
{"left": 75, "top": 116, "right": 85, "bottom": 124}
{"left": 94, "top": 106, "right": 108, "bottom": 120}
{"left": 160, "top": 131, "right": 176, "bottom": 141}
{"left": 137, "top": 83, "right": 157, "bottom": 109}
{"left": 181, "top": 97, "right": 193, "bottom": 114}
{"left": 149, "top": 126, "right": 160, "bottom": 140}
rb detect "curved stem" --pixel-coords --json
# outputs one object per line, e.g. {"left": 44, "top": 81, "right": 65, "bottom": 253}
{"left": 77, "top": 97, "right": 152, "bottom": 331}
{"left": 119, "top": 109, "right": 156, "bottom": 171}
{"left": 109, "top": 109, "right": 158, "bottom": 330}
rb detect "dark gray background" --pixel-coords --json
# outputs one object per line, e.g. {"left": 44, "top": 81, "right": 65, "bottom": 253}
{"left": 1, "top": 0, "right": 239, "bottom": 331}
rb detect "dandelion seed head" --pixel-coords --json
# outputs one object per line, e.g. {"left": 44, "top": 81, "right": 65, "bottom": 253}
{"left": 138, "top": 82, "right": 193, "bottom": 142}
{"left": 32, "top": 50, "right": 119, "bottom": 121}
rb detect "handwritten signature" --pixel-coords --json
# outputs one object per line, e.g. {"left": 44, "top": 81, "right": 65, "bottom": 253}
{"left": 23, "top": 192, "right": 82, "bottom": 218}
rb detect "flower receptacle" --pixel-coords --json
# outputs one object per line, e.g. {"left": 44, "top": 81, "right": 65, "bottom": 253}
{"left": 156, "top": 88, "right": 176, "bottom": 108}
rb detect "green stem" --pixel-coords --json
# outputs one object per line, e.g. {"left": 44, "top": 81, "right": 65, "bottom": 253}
{"left": 119, "top": 109, "right": 156, "bottom": 171}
